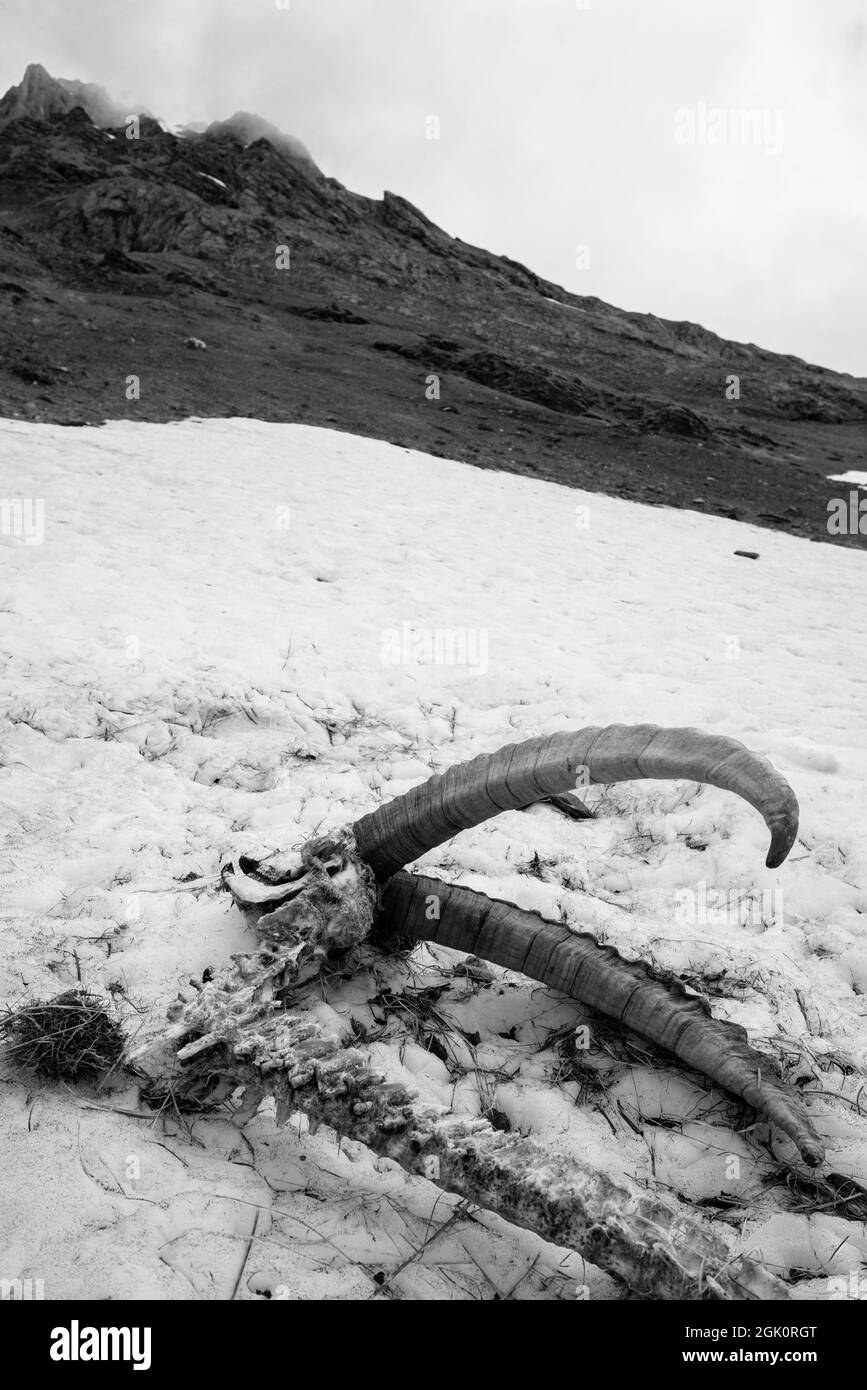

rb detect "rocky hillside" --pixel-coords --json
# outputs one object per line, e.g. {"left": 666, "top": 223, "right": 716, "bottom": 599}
{"left": 1, "top": 63, "right": 865, "bottom": 547}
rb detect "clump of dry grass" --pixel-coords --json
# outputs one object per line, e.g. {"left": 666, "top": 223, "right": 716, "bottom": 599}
{"left": 0, "top": 989, "right": 125, "bottom": 1079}
{"left": 774, "top": 1166, "right": 867, "bottom": 1221}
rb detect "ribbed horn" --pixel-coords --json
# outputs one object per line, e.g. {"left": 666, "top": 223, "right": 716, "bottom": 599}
{"left": 378, "top": 871, "right": 824, "bottom": 1166}
{"left": 353, "top": 725, "right": 799, "bottom": 877}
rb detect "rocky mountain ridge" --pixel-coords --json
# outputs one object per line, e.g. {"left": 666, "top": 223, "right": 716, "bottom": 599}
{"left": 0, "top": 62, "right": 150, "bottom": 133}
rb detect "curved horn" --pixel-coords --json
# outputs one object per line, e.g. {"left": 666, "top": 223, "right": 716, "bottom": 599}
{"left": 378, "top": 871, "right": 823, "bottom": 1166}
{"left": 354, "top": 725, "right": 799, "bottom": 877}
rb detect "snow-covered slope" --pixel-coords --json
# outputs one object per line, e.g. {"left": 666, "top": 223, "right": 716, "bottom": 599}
{"left": 1, "top": 417, "right": 866, "bottom": 1300}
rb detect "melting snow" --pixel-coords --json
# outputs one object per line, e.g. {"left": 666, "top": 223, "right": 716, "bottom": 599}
{"left": 829, "top": 472, "right": 867, "bottom": 488}
{"left": 544, "top": 295, "right": 584, "bottom": 311}
{"left": 1, "top": 416, "right": 866, "bottom": 1299}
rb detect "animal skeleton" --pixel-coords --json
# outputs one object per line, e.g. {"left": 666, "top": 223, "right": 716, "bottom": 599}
{"left": 141, "top": 724, "right": 822, "bottom": 1300}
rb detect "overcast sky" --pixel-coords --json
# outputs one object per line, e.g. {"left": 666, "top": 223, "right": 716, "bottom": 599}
{"left": 2, "top": 0, "right": 865, "bottom": 377}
